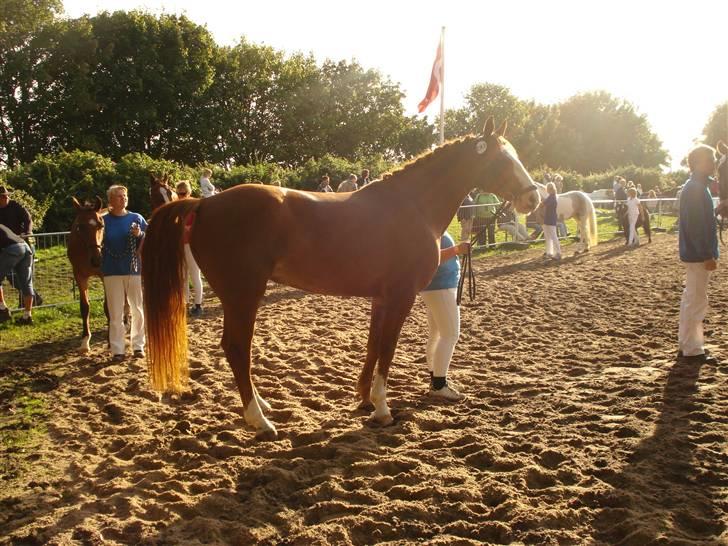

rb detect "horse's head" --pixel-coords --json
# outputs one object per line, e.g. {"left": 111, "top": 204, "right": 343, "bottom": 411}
{"left": 473, "top": 117, "right": 540, "bottom": 214}
{"left": 71, "top": 196, "right": 104, "bottom": 268}
{"left": 717, "top": 140, "right": 728, "bottom": 200}
{"left": 150, "top": 173, "right": 175, "bottom": 210}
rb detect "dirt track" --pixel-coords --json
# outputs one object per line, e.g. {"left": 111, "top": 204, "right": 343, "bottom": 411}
{"left": 1, "top": 235, "right": 727, "bottom": 545}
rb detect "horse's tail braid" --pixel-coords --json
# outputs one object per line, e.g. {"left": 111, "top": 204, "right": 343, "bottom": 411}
{"left": 142, "top": 199, "right": 201, "bottom": 394}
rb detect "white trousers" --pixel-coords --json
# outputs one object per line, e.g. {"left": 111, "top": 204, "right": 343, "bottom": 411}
{"left": 103, "top": 275, "right": 145, "bottom": 355}
{"left": 628, "top": 212, "right": 640, "bottom": 245}
{"left": 543, "top": 225, "right": 561, "bottom": 257}
{"left": 678, "top": 263, "right": 711, "bottom": 357}
{"left": 184, "top": 244, "right": 203, "bottom": 305}
{"left": 420, "top": 288, "right": 460, "bottom": 377}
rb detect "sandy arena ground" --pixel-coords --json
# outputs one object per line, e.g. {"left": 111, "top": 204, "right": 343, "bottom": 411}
{"left": 1, "top": 234, "right": 727, "bottom": 545}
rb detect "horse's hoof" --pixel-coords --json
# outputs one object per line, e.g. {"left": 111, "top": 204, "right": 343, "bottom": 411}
{"left": 356, "top": 400, "right": 375, "bottom": 412}
{"left": 368, "top": 412, "right": 394, "bottom": 427}
{"left": 79, "top": 345, "right": 90, "bottom": 353}
{"left": 255, "top": 428, "right": 279, "bottom": 442}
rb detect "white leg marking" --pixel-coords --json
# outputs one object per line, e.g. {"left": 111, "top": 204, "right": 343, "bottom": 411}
{"left": 254, "top": 386, "right": 272, "bottom": 413}
{"left": 80, "top": 335, "right": 91, "bottom": 353}
{"left": 370, "top": 374, "right": 393, "bottom": 425}
{"left": 244, "top": 396, "right": 277, "bottom": 437}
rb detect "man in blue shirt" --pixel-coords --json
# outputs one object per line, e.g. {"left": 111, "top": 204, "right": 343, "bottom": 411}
{"left": 678, "top": 145, "right": 719, "bottom": 364}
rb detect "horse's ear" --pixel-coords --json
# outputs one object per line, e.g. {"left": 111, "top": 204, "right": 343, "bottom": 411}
{"left": 72, "top": 197, "right": 82, "bottom": 210}
{"left": 482, "top": 116, "right": 495, "bottom": 136}
{"left": 496, "top": 120, "right": 508, "bottom": 137}
{"left": 94, "top": 196, "right": 103, "bottom": 211}
{"left": 718, "top": 140, "right": 728, "bottom": 155}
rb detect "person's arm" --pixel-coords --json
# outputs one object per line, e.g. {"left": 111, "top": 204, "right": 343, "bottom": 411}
{"left": 440, "top": 242, "right": 470, "bottom": 262}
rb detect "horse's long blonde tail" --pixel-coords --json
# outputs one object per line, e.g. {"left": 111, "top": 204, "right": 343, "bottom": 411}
{"left": 586, "top": 198, "right": 598, "bottom": 247}
{"left": 142, "top": 199, "right": 200, "bottom": 394}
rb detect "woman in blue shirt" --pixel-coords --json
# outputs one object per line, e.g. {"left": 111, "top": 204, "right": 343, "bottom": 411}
{"left": 102, "top": 185, "right": 148, "bottom": 361}
{"left": 420, "top": 232, "right": 470, "bottom": 401}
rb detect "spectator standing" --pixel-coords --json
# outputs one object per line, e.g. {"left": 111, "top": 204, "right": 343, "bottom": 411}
{"left": 626, "top": 187, "right": 641, "bottom": 246}
{"left": 317, "top": 175, "right": 334, "bottom": 193}
{"left": 337, "top": 174, "right": 358, "bottom": 193}
{"left": 542, "top": 182, "right": 561, "bottom": 260}
{"left": 615, "top": 179, "right": 628, "bottom": 201}
{"left": 199, "top": 168, "right": 217, "bottom": 198}
{"left": 677, "top": 145, "right": 719, "bottom": 364}
{"left": 0, "top": 186, "right": 34, "bottom": 324}
{"left": 636, "top": 183, "right": 643, "bottom": 197}
{"left": 551, "top": 173, "right": 567, "bottom": 238}
{"left": 457, "top": 191, "right": 475, "bottom": 242}
{"left": 421, "top": 232, "right": 470, "bottom": 401}
{"left": 102, "top": 185, "right": 147, "bottom": 361}
{"left": 176, "top": 181, "right": 204, "bottom": 317}
{"left": 360, "top": 169, "right": 371, "bottom": 187}
{"left": 472, "top": 192, "right": 500, "bottom": 247}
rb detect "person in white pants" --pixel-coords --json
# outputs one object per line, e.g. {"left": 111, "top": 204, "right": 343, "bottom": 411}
{"left": 626, "top": 188, "right": 641, "bottom": 246}
{"left": 175, "top": 181, "right": 204, "bottom": 316}
{"left": 677, "top": 144, "right": 719, "bottom": 363}
{"left": 541, "top": 182, "right": 561, "bottom": 260}
{"left": 420, "top": 232, "right": 470, "bottom": 401}
{"left": 101, "top": 185, "right": 147, "bottom": 361}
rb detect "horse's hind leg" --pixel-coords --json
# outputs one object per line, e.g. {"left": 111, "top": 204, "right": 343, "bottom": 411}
{"left": 369, "top": 292, "right": 416, "bottom": 426}
{"left": 356, "top": 299, "right": 386, "bottom": 411}
{"left": 220, "top": 282, "right": 276, "bottom": 440}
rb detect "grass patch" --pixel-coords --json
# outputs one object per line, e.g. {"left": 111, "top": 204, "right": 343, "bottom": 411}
{"left": 0, "top": 300, "right": 107, "bottom": 356}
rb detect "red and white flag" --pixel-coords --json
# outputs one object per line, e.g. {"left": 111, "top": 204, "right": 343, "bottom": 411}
{"left": 418, "top": 40, "right": 443, "bottom": 113}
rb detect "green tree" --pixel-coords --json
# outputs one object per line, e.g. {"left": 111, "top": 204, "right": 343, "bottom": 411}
{"left": 549, "top": 91, "right": 667, "bottom": 173}
{"left": 0, "top": 0, "right": 63, "bottom": 167}
{"left": 82, "top": 11, "right": 217, "bottom": 162}
{"left": 702, "top": 102, "right": 728, "bottom": 148}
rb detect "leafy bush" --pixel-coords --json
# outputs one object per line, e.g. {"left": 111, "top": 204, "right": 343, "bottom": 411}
{"left": 214, "top": 163, "right": 287, "bottom": 190}
{"left": 3, "top": 150, "right": 116, "bottom": 232}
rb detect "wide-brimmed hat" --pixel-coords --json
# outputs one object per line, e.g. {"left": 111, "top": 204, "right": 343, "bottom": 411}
{"left": 0, "top": 186, "right": 10, "bottom": 196}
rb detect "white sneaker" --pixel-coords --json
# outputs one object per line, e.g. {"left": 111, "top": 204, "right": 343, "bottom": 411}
{"left": 429, "top": 385, "right": 465, "bottom": 401}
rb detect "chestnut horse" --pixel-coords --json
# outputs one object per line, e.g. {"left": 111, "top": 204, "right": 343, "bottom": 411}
{"left": 150, "top": 174, "right": 176, "bottom": 211}
{"left": 67, "top": 197, "right": 106, "bottom": 352}
{"left": 142, "top": 117, "right": 540, "bottom": 439}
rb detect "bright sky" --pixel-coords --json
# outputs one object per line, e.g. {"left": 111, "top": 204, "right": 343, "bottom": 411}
{"left": 63, "top": 0, "right": 727, "bottom": 170}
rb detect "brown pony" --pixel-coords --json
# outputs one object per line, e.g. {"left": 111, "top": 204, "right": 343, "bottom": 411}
{"left": 67, "top": 197, "right": 105, "bottom": 352}
{"left": 150, "top": 174, "right": 176, "bottom": 211}
{"left": 616, "top": 201, "right": 652, "bottom": 244}
{"left": 142, "top": 117, "right": 541, "bottom": 440}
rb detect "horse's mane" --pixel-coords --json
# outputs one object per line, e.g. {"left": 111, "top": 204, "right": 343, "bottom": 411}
{"left": 376, "top": 135, "right": 475, "bottom": 183}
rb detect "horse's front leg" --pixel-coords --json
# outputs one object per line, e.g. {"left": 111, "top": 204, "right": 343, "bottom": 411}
{"left": 356, "top": 299, "right": 386, "bottom": 412}
{"left": 369, "top": 292, "right": 416, "bottom": 426}
{"left": 77, "top": 276, "right": 91, "bottom": 352}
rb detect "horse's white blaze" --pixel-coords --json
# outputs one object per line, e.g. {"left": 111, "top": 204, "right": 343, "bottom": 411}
{"left": 88, "top": 219, "right": 97, "bottom": 226}
{"left": 370, "top": 373, "right": 391, "bottom": 423}
{"left": 244, "top": 396, "right": 276, "bottom": 433}
{"left": 502, "top": 145, "right": 538, "bottom": 212}
{"left": 80, "top": 335, "right": 91, "bottom": 352}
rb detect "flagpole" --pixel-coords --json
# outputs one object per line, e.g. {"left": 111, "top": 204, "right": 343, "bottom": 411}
{"left": 439, "top": 26, "right": 445, "bottom": 146}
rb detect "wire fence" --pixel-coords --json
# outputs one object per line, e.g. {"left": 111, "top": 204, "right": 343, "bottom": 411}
{"left": 0, "top": 196, "right": 701, "bottom": 310}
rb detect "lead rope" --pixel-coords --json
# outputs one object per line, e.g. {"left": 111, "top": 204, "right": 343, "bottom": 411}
{"left": 456, "top": 243, "right": 475, "bottom": 305}
{"left": 457, "top": 200, "right": 515, "bottom": 305}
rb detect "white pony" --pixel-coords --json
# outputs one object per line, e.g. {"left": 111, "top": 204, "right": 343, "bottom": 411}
{"left": 534, "top": 182, "right": 598, "bottom": 252}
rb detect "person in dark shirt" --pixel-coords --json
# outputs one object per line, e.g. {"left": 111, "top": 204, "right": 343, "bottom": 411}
{"left": 542, "top": 182, "right": 561, "bottom": 260}
{"left": 0, "top": 186, "right": 34, "bottom": 324}
{"left": 677, "top": 144, "right": 719, "bottom": 364}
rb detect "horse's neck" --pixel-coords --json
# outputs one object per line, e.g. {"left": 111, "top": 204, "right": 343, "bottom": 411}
{"left": 395, "top": 145, "right": 483, "bottom": 235}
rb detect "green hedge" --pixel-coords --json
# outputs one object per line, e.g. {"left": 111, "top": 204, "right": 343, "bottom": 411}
{"left": 530, "top": 165, "right": 686, "bottom": 194}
